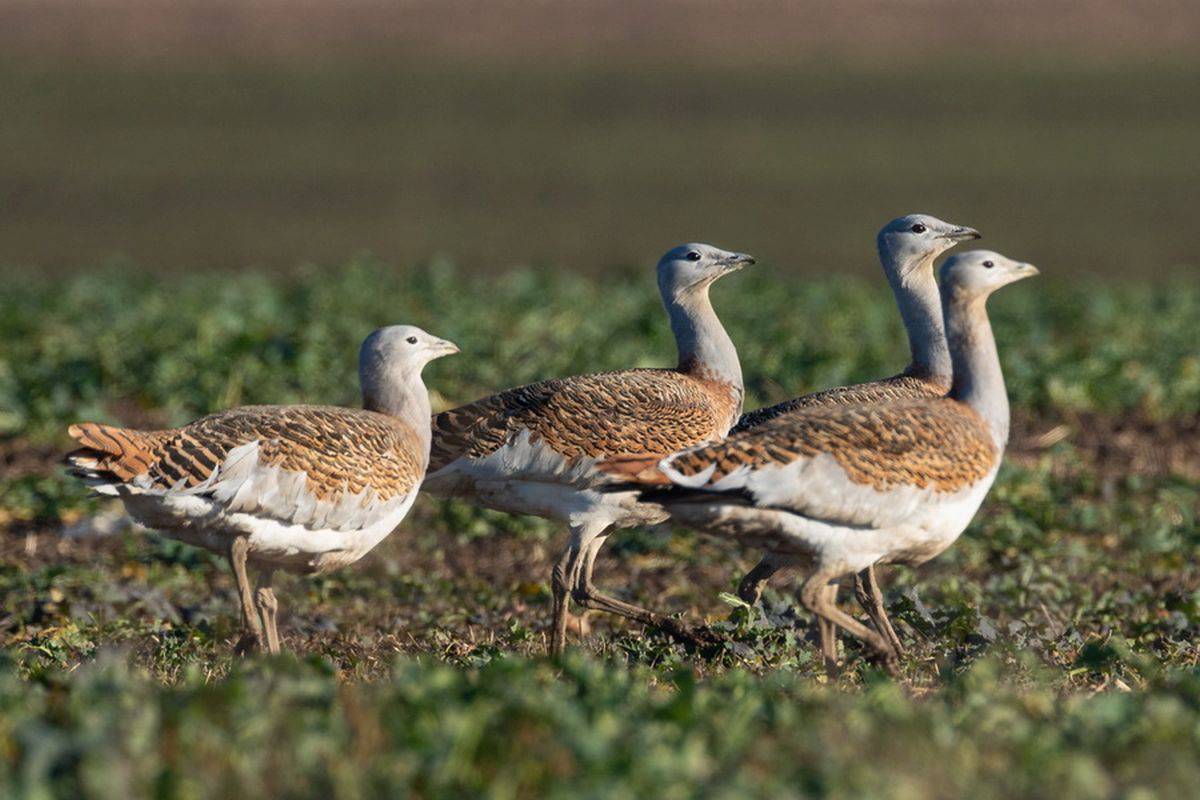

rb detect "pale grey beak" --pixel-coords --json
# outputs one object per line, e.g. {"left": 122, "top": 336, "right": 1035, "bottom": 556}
{"left": 431, "top": 338, "right": 460, "bottom": 357}
{"left": 1001, "top": 262, "right": 1040, "bottom": 286}
{"left": 944, "top": 226, "right": 982, "bottom": 241}
{"left": 720, "top": 252, "right": 756, "bottom": 269}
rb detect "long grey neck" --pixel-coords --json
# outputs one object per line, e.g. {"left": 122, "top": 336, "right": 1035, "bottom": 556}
{"left": 881, "top": 247, "right": 952, "bottom": 383}
{"left": 361, "top": 368, "right": 434, "bottom": 459}
{"left": 944, "top": 291, "right": 1009, "bottom": 448}
{"left": 666, "top": 285, "right": 743, "bottom": 393}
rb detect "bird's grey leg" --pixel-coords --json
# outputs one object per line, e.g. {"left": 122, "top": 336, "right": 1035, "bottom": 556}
{"left": 736, "top": 553, "right": 784, "bottom": 606}
{"left": 816, "top": 582, "right": 840, "bottom": 677}
{"left": 549, "top": 536, "right": 583, "bottom": 656}
{"left": 254, "top": 569, "right": 281, "bottom": 655}
{"left": 229, "top": 535, "right": 265, "bottom": 655}
{"left": 572, "top": 530, "right": 720, "bottom": 648}
{"left": 801, "top": 570, "right": 898, "bottom": 677}
{"left": 853, "top": 564, "right": 904, "bottom": 656}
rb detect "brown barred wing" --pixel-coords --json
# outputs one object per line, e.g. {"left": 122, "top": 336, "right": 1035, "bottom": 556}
{"left": 429, "top": 368, "right": 733, "bottom": 472}
{"left": 68, "top": 405, "right": 426, "bottom": 529}
{"left": 665, "top": 399, "right": 998, "bottom": 496}
{"left": 733, "top": 374, "right": 947, "bottom": 433}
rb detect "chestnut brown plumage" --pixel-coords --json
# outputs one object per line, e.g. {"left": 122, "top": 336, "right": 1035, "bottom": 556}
{"left": 731, "top": 214, "right": 980, "bottom": 655}
{"left": 65, "top": 325, "right": 458, "bottom": 655}
{"left": 612, "top": 250, "right": 1036, "bottom": 675}
{"left": 424, "top": 243, "right": 753, "bottom": 653}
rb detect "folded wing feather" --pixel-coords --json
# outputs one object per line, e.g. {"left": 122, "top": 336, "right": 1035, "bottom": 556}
{"left": 655, "top": 399, "right": 997, "bottom": 529}
{"left": 426, "top": 368, "right": 737, "bottom": 482}
{"left": 67, "top": 405, "right": 424, "bottom": 533}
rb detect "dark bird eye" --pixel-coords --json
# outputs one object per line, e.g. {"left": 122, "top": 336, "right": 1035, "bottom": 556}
{"left": 982, "top": 260, "right": 994, "bottom": 268}
{"left": 686, "top": 251, "right": 702, "bottom": 261}
{"left": 910, "top": 223, "right": 927, "bottom": 233}
{"left": 406, "top": 336, "right": 418, "bottom": 344}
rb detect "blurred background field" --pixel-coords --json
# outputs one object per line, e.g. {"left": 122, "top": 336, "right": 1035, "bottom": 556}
{"left": 1, "top": 0, "right": 1198, "bottom": 275}
{"left": 1, "top": 2, "right": 1199, "bottom": 797}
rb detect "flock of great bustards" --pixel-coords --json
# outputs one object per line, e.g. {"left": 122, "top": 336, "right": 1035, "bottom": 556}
{"left": 66, "top": 213, "right": 1038, "bottom": 675}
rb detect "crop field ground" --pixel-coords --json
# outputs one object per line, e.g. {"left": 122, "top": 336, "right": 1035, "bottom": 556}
{"left": 1, "top": 29, "right": 1200, "bottom": 797}
{"left": 1, "top": 257, "right": 1198, "bottom": 797}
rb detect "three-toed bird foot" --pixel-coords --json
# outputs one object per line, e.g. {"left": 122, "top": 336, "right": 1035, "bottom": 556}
{"left": 866, "top": 647, "right": 901, "bottom": 678}
{"left": 233, "top": 631, "right": 263, "bottom": 656}
{"left": 654, "top": 617, "right": 726, "bottom": 652}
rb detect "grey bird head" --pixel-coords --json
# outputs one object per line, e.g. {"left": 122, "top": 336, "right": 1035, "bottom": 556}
{"left": 939, "top": 250, "right": 1039, "bottom": 300}
{"left": 359, "top": 325, "right": 459, "bottom": 379}
{"left": 657, "top": 243, "right": 755, "bottom": 300}
{"left": 877, "top": 214, "right": 981, "bottom": 278}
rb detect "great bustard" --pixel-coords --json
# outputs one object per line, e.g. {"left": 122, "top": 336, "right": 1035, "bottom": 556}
{"left": 423, "top": 244, "right": 753, "bottom": 653}
{"left": 605, "top": 251, "right": 1035, "bottom": 674}
{"left": 735, "top": 213, "right": 979, "bottom": 655}
{"left": 66, "top": 325, "right": 458, "bottom": 654}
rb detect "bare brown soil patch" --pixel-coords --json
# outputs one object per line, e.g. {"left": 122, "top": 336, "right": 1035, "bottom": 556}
{"left": 1010, "top": 411, "right": 1200, "bottom": 480}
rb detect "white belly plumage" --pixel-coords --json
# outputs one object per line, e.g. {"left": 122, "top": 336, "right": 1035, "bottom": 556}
{"left": 423, "top": 431, "right": 668, "bottom": 529}
{"left": 664, "top": 468, "right": 998, "bottom": 574}
{"left": 120, "top": 490, "right": 417, "bottom": 573}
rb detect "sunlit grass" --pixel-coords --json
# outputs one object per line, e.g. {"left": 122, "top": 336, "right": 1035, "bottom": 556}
{"left": 0, "top": 263, "right": 1197, "bottom": 797}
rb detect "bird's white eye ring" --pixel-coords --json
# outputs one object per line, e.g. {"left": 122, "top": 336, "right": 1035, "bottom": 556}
{"left": 686, "top": 251, "right": 701, "bottom": 261}
{"left": 406, "top": 336, "right": 418, "bottom": 344}
{"left": 982, "top": 260, "right": 994, "bottom": 268}
{"left": 910, "top": 223, "right": 927, "bottom": 233}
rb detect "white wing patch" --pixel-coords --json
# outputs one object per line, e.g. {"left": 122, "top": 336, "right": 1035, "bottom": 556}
{"left": 423, "top": 428, "right": 607, "bottom": 495}
{"left": 659, "top": 459, "right": 718, "bottom": 488}
{"left": 119, "top": 488, "right": 418, "bottom": 572}
{"left": 660, "top": 449, "right": 993, "bottom": 530}
{"left": 99, "top": 440, "right": 407, "bottom": 533}
{"left": 422, "top": 429, "right": 668, "bottom": 528}
{"left": 661, "top": 466, "right": 999, "bottom": 572}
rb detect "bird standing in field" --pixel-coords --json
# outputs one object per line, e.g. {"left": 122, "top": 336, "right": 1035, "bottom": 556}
{"left": 65, "top": 325, "right": 459, "bottom": 654}
{"left": 423, "top": 244, "right": 754, "bottom": 654}
{"left": 605, "top": 251, "right": 1036, "bottom": 674}
{"left": 734, "top": 213, "right": 980, "bottom": 655}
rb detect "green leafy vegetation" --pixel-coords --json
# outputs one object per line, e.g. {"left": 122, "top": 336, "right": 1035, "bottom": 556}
{"left": 2, "top": 261, "right": 1197, "bottom": 447}
{"left": 3, "top": 654, "right": 1200, "bottom": 798}
{"left": 1, "top": 263, "right": 1197, "bottom": 796}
